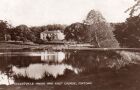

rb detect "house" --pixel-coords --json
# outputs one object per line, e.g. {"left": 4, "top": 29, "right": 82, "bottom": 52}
{"left": 40, "top": 30, "right": 65, "bottom": 41}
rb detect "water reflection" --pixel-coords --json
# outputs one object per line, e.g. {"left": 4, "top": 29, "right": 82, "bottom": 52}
{"left": 64, "top": 50, "right": 140, "bottom": 71}
{"left": 12, "top": 64, "right": 80, "bottom": 80}
{"left": 0, "top": 71, "right": 14, "bottom": 85}
{"left": 0, "top": 51, "right": 66, "bottom": 63}
{"left": 0, "top": 50, "right": 140, "bottom": 86}
{"left": 28, "top": 51, "right": 66, "bottom": 63}
{"left": 40, "top": 51, "right": 65, "bottom": 63}
{"left": 19, "top": 51, "right": 66, "bottom": 63}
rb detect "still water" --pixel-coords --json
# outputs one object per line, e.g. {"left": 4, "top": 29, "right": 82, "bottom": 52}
{"left": 0, "top": 50, "right": 140, "bottom": 89}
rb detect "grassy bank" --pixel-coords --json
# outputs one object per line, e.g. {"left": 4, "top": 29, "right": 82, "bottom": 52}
{"left": 0, "top": 42, "right": 65, "bottom": 50}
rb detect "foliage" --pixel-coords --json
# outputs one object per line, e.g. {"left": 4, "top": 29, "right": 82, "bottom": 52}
{"left": 114, "top": 16, "right": 140, "bottom": 47}
{"left": 64, "top": 23, "right": 89, "bottom": 43}
{"left": 30, "top": 26, "right": 45, "bottom": 40}
{"left": 11, "top": 25, "right": 36, "bottom": 42}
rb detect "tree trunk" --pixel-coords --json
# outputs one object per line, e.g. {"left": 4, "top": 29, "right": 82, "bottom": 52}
{"left": 4, "top": 34, "right": 7, "bottom": 41}
{"left": 94, "top": 31, "right": 101, "bottom": 48}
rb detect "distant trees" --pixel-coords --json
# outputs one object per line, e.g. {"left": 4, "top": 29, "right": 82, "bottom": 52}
{"left": 46, "top": 24, "right": 66, "bottom": 32}
{"left": 3, "top": 24, "right": 66, "bottom": 43}
{"left": 30, "top": 26, "right": 45, "bottom": 40}
{"left": 64, "top": 23, "right": 89, "bottom": 43}
{"left": 10, "top": 25, "right": 36, "bottom": 42}
{"left": 84, "top": 10, "right": 120, "bottom": 48}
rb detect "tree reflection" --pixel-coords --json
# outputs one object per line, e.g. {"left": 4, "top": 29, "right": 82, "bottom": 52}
{"left": 12, "top": 63, "right": 80, "bottom": 81}
{"left": 64, "top": 50, "right": 126, "bottom": 72}
{"left": 0, "top": 71, "right": 14, "bottom": 85}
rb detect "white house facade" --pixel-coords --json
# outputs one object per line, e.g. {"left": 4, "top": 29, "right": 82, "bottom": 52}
{"left": 40, "top": 30, "right": 65, "bottom": 41}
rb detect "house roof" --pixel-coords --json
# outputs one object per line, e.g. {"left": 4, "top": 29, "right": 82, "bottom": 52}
{"left": 41, "top": 30, "right": 61, "bottom": 34}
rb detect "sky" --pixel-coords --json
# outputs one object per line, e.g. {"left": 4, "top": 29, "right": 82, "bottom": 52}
{"left": 0, "top": 0, "right": 135, "bottom": 26}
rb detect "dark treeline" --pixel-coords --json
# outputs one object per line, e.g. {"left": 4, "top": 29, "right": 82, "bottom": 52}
{"left": 113, "top": 16, "right": 140, "bottom": 48}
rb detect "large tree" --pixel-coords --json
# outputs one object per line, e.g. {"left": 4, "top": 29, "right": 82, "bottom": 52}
{"left": 84, "top": 10, "right": 120, "bottom": 48}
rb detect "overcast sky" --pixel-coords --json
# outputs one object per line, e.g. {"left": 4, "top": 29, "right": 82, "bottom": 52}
{"left": 0, "top": 0, "right": 135, "bottom": 26}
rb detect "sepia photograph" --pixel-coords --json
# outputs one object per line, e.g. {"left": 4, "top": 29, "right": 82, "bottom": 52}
{"left": 0, "top": 0, "right": 140, "bottom": 90}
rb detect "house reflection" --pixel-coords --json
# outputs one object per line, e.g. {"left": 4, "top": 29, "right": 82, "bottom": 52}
{"left": 29, "top": 51, "right": 65, "bottom": 63}
{"left": 40, "top": 51, "right": 65, "bottom": 63}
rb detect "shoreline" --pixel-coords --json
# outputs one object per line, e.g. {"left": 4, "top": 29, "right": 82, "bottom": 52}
{"left": 0, "top": 43, "right": 140, "bottom": 52}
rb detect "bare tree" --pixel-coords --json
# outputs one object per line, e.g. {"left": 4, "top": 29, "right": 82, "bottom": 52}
{"left": 125, "top": 0, "right": 140, "bottom": 17}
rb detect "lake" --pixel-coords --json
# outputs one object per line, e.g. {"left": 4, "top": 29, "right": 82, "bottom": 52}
{"left": 0, "top": 49, "right": 140, "bottom": 90}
